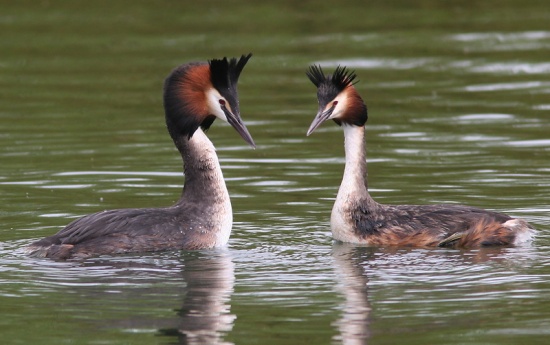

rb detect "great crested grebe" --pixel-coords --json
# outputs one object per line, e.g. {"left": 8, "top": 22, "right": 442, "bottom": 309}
{"left": 306, "top": 65, "right": 535, "bottom": 248}
{"left": 27, "top": 54, "right": 255, "bottom": 260}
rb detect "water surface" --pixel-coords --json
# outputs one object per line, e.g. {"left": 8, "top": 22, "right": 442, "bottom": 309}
{"left": 1, "top": 1, "right": 549, "bottom": 344}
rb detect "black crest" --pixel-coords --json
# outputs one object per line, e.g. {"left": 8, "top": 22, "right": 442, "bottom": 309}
{"left": 306, "top": 65, "right": 357, "bottom": 103}
{"left": 307, "top": 65, "right": 357, "bottom": 89}
{"left": 209, "top": 53, "right": 252, "bottom": 99}
{"left": 208, "top": 53, "right": 252, "bottom": 131}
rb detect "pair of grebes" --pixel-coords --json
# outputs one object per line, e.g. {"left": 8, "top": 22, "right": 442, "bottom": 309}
{"left": 27, "top": 54, "right": 535, "bottom": 260}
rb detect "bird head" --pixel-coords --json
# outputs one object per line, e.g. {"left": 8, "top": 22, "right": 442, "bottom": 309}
{"left": 164, "top": 54, "right": 255, "bottom": 147}
{"left": 305, "top": 65, "right": 368, "bottom": 136}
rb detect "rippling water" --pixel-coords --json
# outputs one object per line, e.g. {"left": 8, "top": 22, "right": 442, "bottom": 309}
{"left": 1, "top": 1, "right": 549, "bottom": 344}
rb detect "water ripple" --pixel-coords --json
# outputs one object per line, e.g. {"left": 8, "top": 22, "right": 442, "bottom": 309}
{"left": 465, "top": 81, "right": 549, "bottom": 92}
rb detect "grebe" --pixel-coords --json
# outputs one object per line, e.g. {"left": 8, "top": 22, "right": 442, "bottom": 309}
{"left": 306, "top": 65, "right": 535, "bottom": 248}
{"left": 26, "top": 54, "right": 255, "bottom": 260}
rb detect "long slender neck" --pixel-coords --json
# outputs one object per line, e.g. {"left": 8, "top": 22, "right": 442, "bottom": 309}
{"left": 173, "top": 128, "right": 230, "bottom": 207}
{"left": 336, "top": 124, "right": 377, "bottom": 206}
{"left": 331, "top": 124, "right": 379, "bottom": 241}
{"left": 341, "top": 125, "right": 368, "bottom": 191}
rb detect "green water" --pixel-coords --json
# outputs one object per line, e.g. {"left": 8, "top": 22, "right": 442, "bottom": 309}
{"left": 1, "top": 1, "right": 549, "bottom": 344}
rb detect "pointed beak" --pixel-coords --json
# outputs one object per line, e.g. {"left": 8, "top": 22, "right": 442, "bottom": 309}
{"left": 222, "top": 106, "right": 256, "bottom": 148}
{"left": 306, "top": 104, "right": 335, "bottom": 136}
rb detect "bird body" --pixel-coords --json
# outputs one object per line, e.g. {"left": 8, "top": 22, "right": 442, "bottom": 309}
{"left": 306, "top": 65, "right": 535, "bottom": 248}
{"left": 27, "top": 54, "right": 254, "bottom": 260}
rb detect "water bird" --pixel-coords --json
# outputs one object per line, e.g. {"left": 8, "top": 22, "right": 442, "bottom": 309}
{"left": 305, "top": 65, "right": 535, "bottom": 248}
{"left": 26, "top": 54, "right": 255, "bottom": 260}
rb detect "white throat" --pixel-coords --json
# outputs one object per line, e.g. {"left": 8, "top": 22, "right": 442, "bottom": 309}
{"left": 330, "top": 124, "right": 368, "bottom": 242}
{"left": 183, "top": 128, "right": 233, "bottom": 246}
{"left": 341, "top": 124, "right": 367, "bottom": 193}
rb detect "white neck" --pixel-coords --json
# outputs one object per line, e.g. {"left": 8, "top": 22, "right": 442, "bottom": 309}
{"left": 331, "top": 124, "right": 373, "bottom": 242}
{"left": 340, "top": 124, "right": 368, "bottom": 195}
{"left": 178, "top": 128, "right": 232, "bottom": 246}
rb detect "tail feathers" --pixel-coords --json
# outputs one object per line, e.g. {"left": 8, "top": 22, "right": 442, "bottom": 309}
{"left": 438, "top": 217, "right": 535, "bottom": 248}
{"left": 505, "top": 218, "right": 537, "bottom": 245}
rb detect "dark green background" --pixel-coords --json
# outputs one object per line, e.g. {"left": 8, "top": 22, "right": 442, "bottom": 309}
{"left": 1, "top": 1, "right": 549, "bottom": 344}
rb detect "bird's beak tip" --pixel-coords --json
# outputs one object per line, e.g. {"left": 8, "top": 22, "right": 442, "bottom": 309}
{"left": 306, "top": 124, "right": 318, "bottom": 136}
{"left": 223, "top": 108, "right": 256, "bottom": 149}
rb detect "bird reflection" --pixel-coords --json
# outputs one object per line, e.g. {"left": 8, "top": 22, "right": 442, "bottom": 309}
{"left": 331, "top": 243, "right": 371, "bottom": 345}
{"left": 158, "top": 250, "right": 236, "bottom": 345}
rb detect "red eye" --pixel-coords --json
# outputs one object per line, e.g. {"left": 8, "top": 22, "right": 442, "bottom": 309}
{"left": 333, "top": 101, "right": 338, "bottom": 107}
{"left": 219, "top": 99, "right": 226, "bottom": 106}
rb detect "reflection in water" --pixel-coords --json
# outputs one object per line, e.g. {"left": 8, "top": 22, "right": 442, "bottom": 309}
{"left": 1, "top": 1, "right": 549, "bottom": 343}
{"left": 331, "top": 243, "right": 371, "bottom": 345}
{"left": 159, "top": 251, "right": 236, "bottom": 345}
